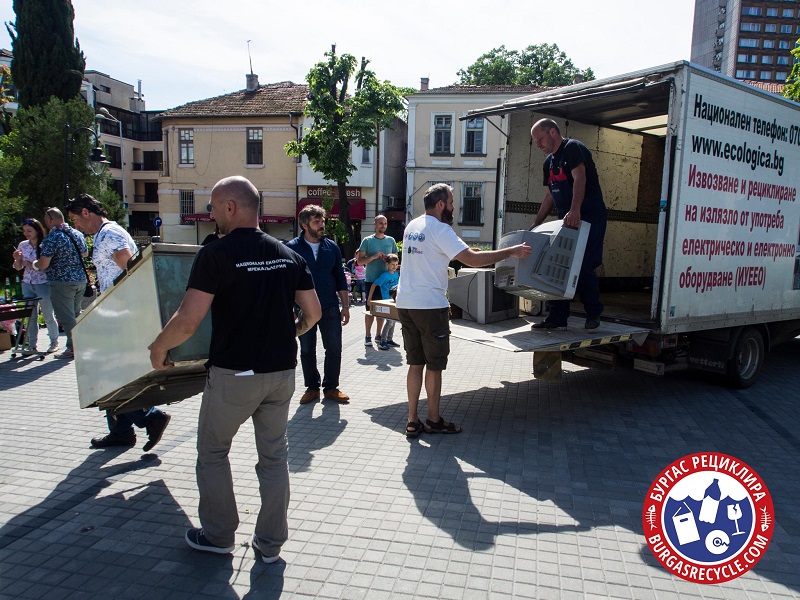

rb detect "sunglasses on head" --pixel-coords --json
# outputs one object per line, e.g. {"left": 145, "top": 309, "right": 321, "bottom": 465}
{"left": 22, "top": 219, "right": 35, "bottom": 226}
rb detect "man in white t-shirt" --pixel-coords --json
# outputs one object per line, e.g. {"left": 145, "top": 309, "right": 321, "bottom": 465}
{"left": 395, "top": 183, "right": 532, "bottom": 438}
{"left": 66, "top": 194, "right": 171, "bottom": 452}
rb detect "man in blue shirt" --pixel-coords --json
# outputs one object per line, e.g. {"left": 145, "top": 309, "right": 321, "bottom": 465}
{"left": 32, "top": 208, "right": 88, "bottom": 360}
{"left": 286, "top": 205, "right": 351, "bottom": 405}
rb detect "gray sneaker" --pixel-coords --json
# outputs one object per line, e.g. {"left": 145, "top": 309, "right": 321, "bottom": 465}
{"left": 252, "top": 534, "right": 280, "bottom": 564}
{"left": 55, "top": 349, "right": 74, "bottom": 360}
{"left": 46, "top": 341, "right": 59, "bottom": 354}
{"left": 21, "top": 346, "right": 39, "bottom": 356}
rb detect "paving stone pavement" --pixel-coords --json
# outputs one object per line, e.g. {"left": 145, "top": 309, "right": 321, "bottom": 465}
{"left": 1, "top": 304, "right": 799, "bottom": 599}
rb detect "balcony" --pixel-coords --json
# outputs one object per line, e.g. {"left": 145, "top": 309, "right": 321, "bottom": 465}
{"left": 132, "top": 162, "right": 162, "bottom": 172}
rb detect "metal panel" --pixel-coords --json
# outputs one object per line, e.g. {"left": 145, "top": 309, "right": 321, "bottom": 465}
{"left": 73, "top": 243, "right": 210, "bottom": 411}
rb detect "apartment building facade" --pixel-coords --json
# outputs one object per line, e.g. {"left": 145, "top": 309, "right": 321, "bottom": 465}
{"left": 691, "top": 0, "right": 799, "bottom": 83}
{"left": 405, "top": 81, "right": 545, "bottom": 247}
{"left": 81, "top": 71, "right": 163, "bottom": 240}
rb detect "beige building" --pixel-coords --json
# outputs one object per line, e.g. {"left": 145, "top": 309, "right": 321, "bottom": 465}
{"left": 157, "top": 76, "right": 406, "bottom": 244}
{"left": 157, "top": 77, "right": 306, "bottom": 243}
{"left": 405, "top": 80, "right": 545, "bottom": 246}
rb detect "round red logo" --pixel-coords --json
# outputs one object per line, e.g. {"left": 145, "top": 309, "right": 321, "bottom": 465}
{"left": 643, "top": 452, "right": 774, "bottom": 584}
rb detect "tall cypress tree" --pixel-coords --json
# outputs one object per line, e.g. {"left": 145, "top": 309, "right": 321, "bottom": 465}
{"left": 6, "top": 0, "right": 86, "bottom": 107}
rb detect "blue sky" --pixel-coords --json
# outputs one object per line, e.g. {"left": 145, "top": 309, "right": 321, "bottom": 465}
{"left": 1, "top": 0, "right": 696, "bottom": 111}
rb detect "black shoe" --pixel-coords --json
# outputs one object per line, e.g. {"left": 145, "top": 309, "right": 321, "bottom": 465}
{"left": 91, "top": 433, "right": 136, "bottom": 449}
{"left": 531, "top": 320, "right": 567, "bottom": 331}
{"left": 143, "top": 412, "right": 171, "bottom": 452}
{"left": 585, "top": 317, "right": 601, "bottom": 330}
{"left": 185, "top": 528, "right": 235, "bottom": 554}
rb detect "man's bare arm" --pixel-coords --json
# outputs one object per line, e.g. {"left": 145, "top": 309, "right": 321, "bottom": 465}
{"left": 295, "top": 289, "right": 322, "bottom": 337}
{"left": 454, "top": 243, "right": 532, "bottom": 268}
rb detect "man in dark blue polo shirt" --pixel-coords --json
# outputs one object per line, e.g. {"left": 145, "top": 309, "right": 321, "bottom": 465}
{"left": 286, "top": 205, "right": 351, "bottom": 405}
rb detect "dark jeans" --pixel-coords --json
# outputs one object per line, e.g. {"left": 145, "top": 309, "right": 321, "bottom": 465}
{"left": 299, "top": 306, "right": 342, "bottom": 390}
{"left": 107, "top": 407, "right": 164, "bottom": 437}
{"left": 548, "top": 218, "right": 606, "bottom": 324}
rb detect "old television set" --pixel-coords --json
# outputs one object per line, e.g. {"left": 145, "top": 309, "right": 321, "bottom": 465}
{"left": 447, "top": 268, "right": 519, "bottom": 324}
{"left": 494, "top": 220, "right": 590, "bottom": 301}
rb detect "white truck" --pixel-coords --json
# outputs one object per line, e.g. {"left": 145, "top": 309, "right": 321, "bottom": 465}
{"left": 452, "top": 61, "right": 800, "bottom": 388}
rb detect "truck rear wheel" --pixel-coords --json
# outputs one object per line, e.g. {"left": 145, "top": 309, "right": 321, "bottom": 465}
{"left": 726, "top": 328, "right": 764, "bottom": 389}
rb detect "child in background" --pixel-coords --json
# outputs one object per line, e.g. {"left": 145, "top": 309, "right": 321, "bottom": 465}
{"left": 353, "top": 261, "right": 366, "bottom": 304}
{"left": 369, "top": 254, "right": 400, "bottom": 350}
{"left": 343, "top": 265, "right": 352, "bottom": 304}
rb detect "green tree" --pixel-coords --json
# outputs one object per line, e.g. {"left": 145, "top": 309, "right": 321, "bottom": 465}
{"left": 0, "top": 137, "right": 26, "bottom": 282}
{"left": 0, "top": 96, "right": 124, "bottom": 280}
{"left": 457, "top": 43, "right": 594, "bottom": 87}
{"left": 2, "top": 97, "right": 123, "bottom": 221}
{"left": 285, "top": 45, "right": 405, "bottom": 257}
{"left": 456, "top": 46, "right": 519, "bottom": 85}
{"left": 0, "top": 65, "right": 14, "bottom": 135}
{"left": 783, "top": 40, "right": 800, "bottom": 102}
{"left": 6, "top": 0, "right": 86, "bottom": 108}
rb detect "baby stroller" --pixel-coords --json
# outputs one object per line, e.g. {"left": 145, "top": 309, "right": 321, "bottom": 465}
{"left": 0, "top": 298, "right": 45, "bottom": 361}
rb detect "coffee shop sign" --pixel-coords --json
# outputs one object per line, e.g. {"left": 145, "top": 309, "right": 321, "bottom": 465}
{"left": 306, "top": 186, "right": 361, "bottom": 199}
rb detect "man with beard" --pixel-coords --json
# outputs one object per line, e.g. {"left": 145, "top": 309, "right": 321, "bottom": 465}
{"left": 286, "top": 205, "right": 351, "bottom": 405}
{"left": 357, "top": 214, "right": 397, "bottom": 348}
{"left": 395, "top": 184, "right": 532, "bottom": 437}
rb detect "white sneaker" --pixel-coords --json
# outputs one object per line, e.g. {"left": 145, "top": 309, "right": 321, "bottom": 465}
{"left": 55, "top": 349, "right": 74, "bottom": 360}
{"left": 21, "top": 346, "right": 39, "bottom": 356}
{"left": 47, "top": 341, "right": 59, "bottom": 354}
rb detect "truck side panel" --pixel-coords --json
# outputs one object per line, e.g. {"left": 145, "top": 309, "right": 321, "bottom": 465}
{"left": 662, "top": 66, "right": 800, "bottom": 334}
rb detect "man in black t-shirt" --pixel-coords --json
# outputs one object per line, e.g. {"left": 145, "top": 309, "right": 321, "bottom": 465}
{"left": 148, "top": 176, "right": 321, "bottom": 563}
{"left": 529, "top": 118, "right": 607, "bottom": 331}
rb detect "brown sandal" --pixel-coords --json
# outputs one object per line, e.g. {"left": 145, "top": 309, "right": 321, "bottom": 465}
{"left": 425, "top": 417, "right": 462, "bottom": 434}
{"left": 405, "top": 420, "right": 424, "bottom": 438}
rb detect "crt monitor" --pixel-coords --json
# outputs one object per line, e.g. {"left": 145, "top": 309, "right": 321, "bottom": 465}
{"left": 447, "top": 268, "right": 519, "bottom": 324}
{"left": 494, "top": 220, "right": 590, "bottom": 301}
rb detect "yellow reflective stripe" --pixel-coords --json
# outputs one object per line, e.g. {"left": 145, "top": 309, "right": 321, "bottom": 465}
{"left": 558, "top": 333, "right": 633, "bottom": 351}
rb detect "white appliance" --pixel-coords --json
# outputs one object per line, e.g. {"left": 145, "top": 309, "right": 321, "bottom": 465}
{"left": 494, "top": 220, "right": 590, "bottom": 301}
{"left": 447, "top": 268, "right": 519, "bottom": 324}
{"left": 72, "top": 243, "right": 211, "bottom": 414}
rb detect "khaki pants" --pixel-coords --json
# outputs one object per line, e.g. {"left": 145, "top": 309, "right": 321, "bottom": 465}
{"left": 196, "top": 366, "right": 295, "bottom": 555}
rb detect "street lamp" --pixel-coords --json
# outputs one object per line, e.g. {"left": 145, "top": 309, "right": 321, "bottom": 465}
{"left": 63, "top": 122, "right": 109, "bottom": 205}
{"left": 95, "top": 107, "right": 125, "bottom": 206}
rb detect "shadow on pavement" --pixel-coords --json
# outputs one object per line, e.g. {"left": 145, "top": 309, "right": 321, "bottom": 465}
{"left": 288, "top": 399, "right": 347, "bottom": 473}
{"left": 0, "top": 449, "right": 271, "bottom": 598}
{"left": 365, "top": 344, "right": 800, "bottom": 593}
{"left": 0, "top": 355, "right": 72, "bottom": 392}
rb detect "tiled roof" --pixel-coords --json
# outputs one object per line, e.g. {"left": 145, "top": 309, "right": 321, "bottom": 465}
{"left": 415, "top": 84, "right": 551, "bottom": 95}
{"left": 742, "top": 80, "right": 786, "bottom": 95}
{"left": 159, "top": 81, "right": 308, "bottom": 118}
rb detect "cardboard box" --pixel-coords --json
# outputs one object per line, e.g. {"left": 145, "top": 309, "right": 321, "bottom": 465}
{"left": 369, "top": 299, "right": 399, "bottom": 322}
{"left": 0, "top": 330, "right": 11, "bottom": 351}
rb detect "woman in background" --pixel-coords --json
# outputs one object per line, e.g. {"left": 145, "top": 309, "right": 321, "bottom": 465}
{"left": 12, "top": 218, "right": 60, "bottom": 354}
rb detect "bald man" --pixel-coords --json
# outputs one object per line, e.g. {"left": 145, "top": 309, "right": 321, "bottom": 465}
{"left": 149, "top": 176, "right": 322, "bottom": 563}
{"left": 529, "top": 118, "right": 607, "bottom": 330}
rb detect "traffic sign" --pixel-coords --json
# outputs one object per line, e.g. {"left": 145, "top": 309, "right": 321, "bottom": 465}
{"left": 153, "top": 217, "right": 163, "bottom": 228}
